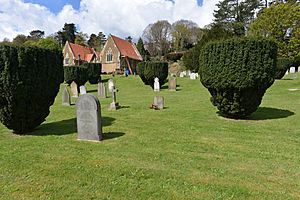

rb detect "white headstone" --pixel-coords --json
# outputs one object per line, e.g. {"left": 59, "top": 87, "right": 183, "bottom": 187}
{"left": 290, "top": 67, "right": 295, "bottom": 73}
{"left": 190, "top": 73, "right": 196, "bottom": 80}
{"left": 154, "top": 77, "right": 160, "bottom": 92}
{"left": 182, "top": 71, "right": 187, "bottom": 76}
{"left": 153, "top": 96, "right": 164, "bottom": 109}
{"left": 70, "top": 81, "right": 78, "bottom": 97}
{"left": 79, "top": 86, "right": 87, "bottom": 95}
{"left": 186, "top": 70, "right": 191, "bottom": 76}
{"left": 298, "top": 67, "right": 300, "bottom": 72}
{"left": 179, "top": 72, "right": 184, "bottom": 77}
{"left": 76, "top": 94, "right": 102, "bottom": 141}
{"left": 108, "top": 79, "right": 115, "bottom": 92}
{"left": 195, "top": 73, "right": 199, "bottom": 78}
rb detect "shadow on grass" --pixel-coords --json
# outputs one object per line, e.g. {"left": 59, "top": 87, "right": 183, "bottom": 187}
{"left": 249, "top": 107, "right": 294, "bottom": 120}
{"left": 87, "top": 89, "right": 97, "bottom": 93}
{"left": 29, "top": 117, "right": 116, "bottom": 136}
{"left": 103, "top": 132, "right": 125, "bottom": 140}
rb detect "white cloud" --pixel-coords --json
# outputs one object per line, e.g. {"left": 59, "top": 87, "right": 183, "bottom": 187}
{"left": 0, "top": 0, "right": 220, "bottom": 41}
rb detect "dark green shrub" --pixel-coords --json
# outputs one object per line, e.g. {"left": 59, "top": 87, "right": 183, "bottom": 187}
{"left": 83, "top": 63, "right": 102, "bottom": 84}
{"left": 199, "top": 38, "right": 277, "bottom": 118}
{"left": 275, "top": 58, "right": 293, "bottom": 79}
{"left": 0, "top": 44, "right": 63, "bottom": 133}
{"left": 164, "top": 52, "right": 184, "bottom": 62}
{"left": 64, "top": 65, "right": 88, "bottom": 86}
{"left": 137, "top": 61, "right": 168, "bottom": 88}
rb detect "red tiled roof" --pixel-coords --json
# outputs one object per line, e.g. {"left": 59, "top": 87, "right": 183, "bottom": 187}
{"left": 69, "top": 43, "right": 94, "bottom": 62}
{"left": 111, "top": 35, "right": 143, "bottom": 61}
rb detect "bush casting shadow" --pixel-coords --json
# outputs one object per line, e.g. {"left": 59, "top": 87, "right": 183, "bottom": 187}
{"left": 103, "top": 132, "right": 125, "bottom": 140}
{"left": 249, "top": 107, "right": 294, "bottom": 120}
{"left": 27, "top": 117, "right": 116, "bottom": 136}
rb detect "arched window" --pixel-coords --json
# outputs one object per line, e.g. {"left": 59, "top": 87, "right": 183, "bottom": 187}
{"left": 106, "top": 48, "right": 113, "bottom": 62}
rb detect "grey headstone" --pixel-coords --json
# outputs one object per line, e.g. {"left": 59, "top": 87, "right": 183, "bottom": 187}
{"left": 168, "top": 77, "right": 176, "bottom": 91}
{"left": 109, "top": 86, "right": 120, "bottom": 110}
{"left": 108, "top": 79, "right": 115, "bottom": 93}
{"left": 290, "top": 67, "right": 295, "bottom": 73}
{"left": 62, "top": 85, "right": 71, "bottom": 106}
{"left": 153, "top": 96, "right": 164, "bottom": 109}
{"left": 76, "top": 94, "right": 102, "bottom": 141}
{"left": 70, "top": 81, "right": 78, "bottom": 97}
{"left": 79, "top": 85, "right": 87, "bottom": 95}
{"left": 154, "top": 77, "right": 160, "bottom": 92}
{"left": 98, "top": 82, "right": 107, "bottom": 98}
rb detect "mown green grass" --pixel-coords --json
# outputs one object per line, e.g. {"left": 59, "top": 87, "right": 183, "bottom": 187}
{"left": 0, "top": 74, "right": 300, "bottom": 200}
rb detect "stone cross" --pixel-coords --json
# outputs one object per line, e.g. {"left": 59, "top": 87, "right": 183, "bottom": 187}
{"left": 153, "top": 96, "right": 164, "bottom": 109}
{"left": 70, "top": 81, "right": 78, "bottom": 97}
{"left": 168, "top": 77, "right": 176, "bottom": 91}
{"left": 79, "top": 85, "right": 87, "bottom": 95}
{"left": 76, "top": 94, "right": 102, "bottom": 141}
{"left": 290, "top": 67, "right": 296, "bottom": 73}
{"left": 154, "top": 77, "right": 160, "bottom": 92}
{"left": 62, "top": 85, "right": 71, "bottom": 106}
{"left": 108, "top": 79, "right": 115, "bottom": 93}
{"left": 109, "top": 86, "right": 119, "bottom": 110}
{"left": 98, "top": 82, "right": 107, "bottom": 98}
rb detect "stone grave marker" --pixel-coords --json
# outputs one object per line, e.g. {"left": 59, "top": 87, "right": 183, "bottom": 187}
{"left": 154, "top": 77, "right": 160, "bottom": 92}
{"left": 79, "top": 85, "right": 87, "bottom": 95}
{"left": 285, "top": 70, "right": 289, "bottom": 75}
{"left": 109, "top": 86, "right": 120, "bottom": 110}
{"left": 290, "top": 67, "right": 295, "bottom": 73}
{"left": 168, "top": 77, "right": 176, "bottom": 91}
{"left": 62, "top": 85, "right": 71, "bottom": 106}
{"left": 70, "top": 81, "right": 78, "bottom": 97}
{"left": 108, "top": 79, "right": 115, "bottom": 93}
{"left": 298, "top": 67, "right": 300, "bottom": 72}
{"left": 186, "top": 70, "right": 191, "bottom": 76}
{"left": 179, "top": 72, "right": 184, "bottom": 77}
{"left": 153, "top": 96, "right": 164, "bottom": 109}
{"left": 76, "top": 94, "right": 102, "bottom": 141}
{"left": 190, "top": 73, "right": 196, "bottom": 80}
{"left": 98, "top": 82, "right": 107, "bottom": 98}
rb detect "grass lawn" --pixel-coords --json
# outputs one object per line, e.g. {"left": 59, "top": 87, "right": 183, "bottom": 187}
{"left": 0, "top": 73, "right": 300, "bottom": 200}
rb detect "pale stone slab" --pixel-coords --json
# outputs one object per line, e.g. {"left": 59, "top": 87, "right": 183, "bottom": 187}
{"left": 154, "top": 77, "right": 160, "bottom": 92}
{"left": 168, "top": 77, "right": 176, "bottom": 91}
{"left": 108, "top": 79, "right": 115, "bottom": 93}
{"left": 70, "top": 81, "right": 78, "bottom": 97}
{"left": 76, "top": 94, "right": 102, "bottom": 141}
{"left": 153, "top": 96, "right": 164, "bottom": 109}
{"left": 179, "top": 72, "right": 185, "bottom": 77}
{"left": 190, "top": 73, "right": 197, "bottom": 80}
{"left": 290, "top": 67, "right": 295, "bottom": 73}
{"left": 62, "top": 85, "right": 71, "bottom": 106}
{"left": 79, "top": 85, "right": 87, "bottom": 95}
{"left": 98, "top": 82, "right": 107, "bottom": 98}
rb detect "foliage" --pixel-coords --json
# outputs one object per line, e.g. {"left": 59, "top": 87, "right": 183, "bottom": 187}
{"left": 214, "top": 0, "right": 260, "bottom": 36}
{"left": 248, "top": 2, "right": 300, "bottom": 61}
{"left": 182, "top": 24, "right": 234, "bottom": 72}
{"left": 87, "top": 32, "right": 106, "bottom": 51}
{"left": 75, "top": 32, "right": 88, "bottom": 46}
{"left": 164, "top": 52, "right": 184, "bottom": 62}
{"left": 275, "top": 58, "right": 293, "bottom": 79}
{"left": 137, "top": 61, "right": 168, "bottom": 88}
{"left": 83, "top": 63, "right": 102, "bottom": 84}
{"left": 12, "top": 34, "right": 28, "bottom": 45}
{"left": 136, "top": 38, "right": 150, "bottom": 61}
{"left": 0, "top": 44, "right": 63, "bottom": 133}
{"left": 57, "top": 23, "right": 77, "bottom": 47}
{"left": 199, "top": 38, "right": 277, "bottom": 118}
{"left": 28, "top": 30, "right": 45, "bottom": 41}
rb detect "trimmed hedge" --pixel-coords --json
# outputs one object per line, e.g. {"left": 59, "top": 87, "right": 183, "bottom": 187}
{"left": 275, "top": 58, "right": 293, "bottom": 79}
{"left": 0, "top": 44, "right": 63, "bottom": 133}
{"left": 137, "top": 61, "right": 168, "bottom": 88}
{"left": 199, "top": 38, "right": 277, "bottom": 118}
{"left": 64, "top": 63, "right": 102, "bottom": 85}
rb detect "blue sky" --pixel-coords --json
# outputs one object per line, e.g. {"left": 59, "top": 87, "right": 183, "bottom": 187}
{"left": 24, "top": 0, "right": 203, "bottom": 14}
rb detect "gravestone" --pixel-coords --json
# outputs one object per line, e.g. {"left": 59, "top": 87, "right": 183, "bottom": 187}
{"left": 290, "top": 67, "right": 295, "bottom": 73}
{"left": 98, "top": 82, "right": 107, "bottom": 98}
{"left": 168, "top": 77, "right": 176, "bottom": 91}
{"left": 190, "top": 73, "right": 196, "bottom": 80}
{"left": 285, "top": 70, "right": 289, "bottom": 75}
{"left": 108, "top": 79, "right": 115, "bottom": 93}
{"left": 195, "top": 73, "right": 199, "bottom": 78}
{"left": 182, "top": 71, "right": 187, "bottom": 76}
{"left": 109, "top": 86, "right": 120, "bottom": 110}
{"left": 153, "top": 96, "right": 164, "bottom": 109}
{"left": 186, "top": 70, "right": 191, "bottom": 76}
{"left": 154, "top": 77, "right": 160, "bottom": 92}
{"left": 70, "top": 81, "right": 78, "bottom": 97}
{"left": 62, "top": 85, "right": 71, "bottom": 106}
{"left": 79, "top": 85, "right": 87, "bottom": 95}
{"left": 179, "top": 72, "right": 184, "bottom": 77}
{"left": 76, "top": 94, "right": 102, "bottom": 141}
{"left": 298, "top": 67, "right": 300, "bottom": 72}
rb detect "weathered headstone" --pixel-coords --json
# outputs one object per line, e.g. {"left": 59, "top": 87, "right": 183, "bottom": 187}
{"left": 62, "top": 85, "right": 71, "bottom": 106}
{"left": 298, "top": 67, "right": 300, "bottom": 72}
{"left": 195, "top": 73, "right": 199, "bottom": 78}
{"left": 153, "top": 96, "right": 164, "bottom": 109}
{"left": 70, "top": 81, "right": 78, "bottom": 97}
{"left": 190, "top": 73, "right": 196, "bottom": 80}
{"left": 154, "top": 77, "right": 160, "bottom": 92}
{"left": 79, "top": 85, "right": 87, "bottom": 95}
{"left": 290, "top": 67, "right": 296, "bottom": 73}
{"left": 168, "top": 77, "right": 176, "bottom": 91}
{"left": 108, "top": 79, "right": 115, "bottom": 92}
{"left": 109, "top": 86, "right": 120, "bottom": 110}
{"left": 76, "top": 94, "right": 102, "bottom": 141}
{"left": 98, "top": 82, "right": 107, "bottom": 98}
{"left": 179, "top": 72, "right": 185, "bottom": 77}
